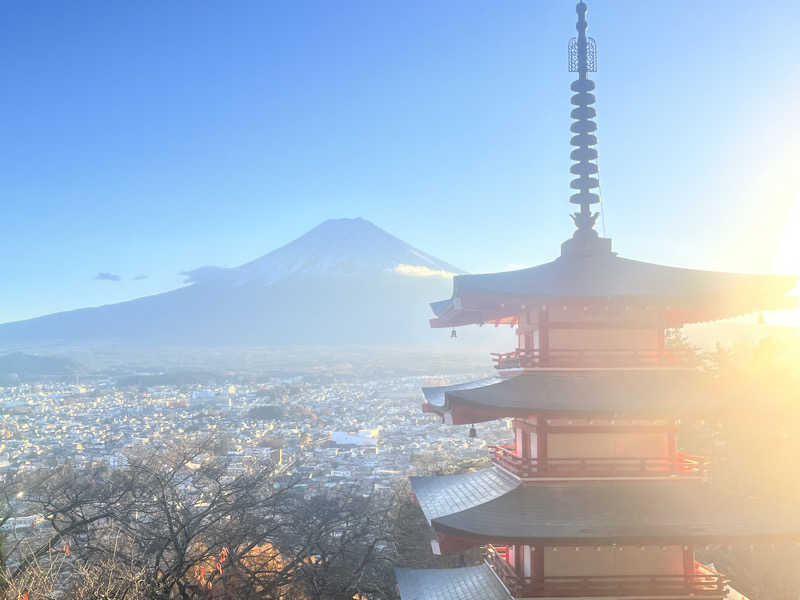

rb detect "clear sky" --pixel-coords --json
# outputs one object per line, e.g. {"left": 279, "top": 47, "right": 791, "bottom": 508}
{"left": 2, "top": 0, "right": 799, "bottom": 324}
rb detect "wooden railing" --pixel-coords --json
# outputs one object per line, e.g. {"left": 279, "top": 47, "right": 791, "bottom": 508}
{"left": 489, "top": 445, "right": 709, "bottom": 479}
{"left": 491, "top": 348, "right": 694, "bottom": 370}
{"left": 485, "top": 547, "right": 728, "bottom": 598}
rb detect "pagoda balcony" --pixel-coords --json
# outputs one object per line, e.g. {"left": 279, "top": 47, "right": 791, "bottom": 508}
{"left": 489, "top": 445, "right": 709, "bottom": 479}
{"left": 491, "top": 348, "right": 694, "bottom": 370}
{"left": 485, "top": 548, "right": 728, "bottom": 598}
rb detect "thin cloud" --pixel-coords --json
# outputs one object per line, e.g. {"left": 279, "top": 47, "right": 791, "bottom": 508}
{"left": 95, "top": 272, "right": 121, "bottom": 282}
{"left": 394, "top": 264, "right": 456, "bottom": 279}
{"left": 133, "top": 274, "right": 149, "bottom": 280}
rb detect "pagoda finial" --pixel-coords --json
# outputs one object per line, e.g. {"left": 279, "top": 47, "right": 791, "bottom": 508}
{"left": 568, "top": 1, "right": 600, "bottom": 233}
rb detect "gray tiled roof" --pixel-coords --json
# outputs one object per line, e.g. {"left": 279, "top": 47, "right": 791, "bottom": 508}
{"left": 429, "top": 477, "right": 800, "bottom": 545}
{"left": 395, "top": 564, "right": 512, "bottom": 600}
{"left": 411, "top": 467, "right": 519, "bottom": 523}
{"left": 424, "top": 370, "right": 718, "bottom": 418}
{"left": 431, "top": 252, "right": 798, "bottom": 326}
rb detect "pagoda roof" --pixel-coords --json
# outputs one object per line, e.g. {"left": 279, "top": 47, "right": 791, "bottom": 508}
{"left": 412, "top": 471, "right": 800, "bottom": 546}
{"left": 394, "top": 564, "right": 512, "bottom": 600}
{"left": 430, "top": 251, "right": 798, "bottom": 328}
{"left": 410, "top": 467, "right": 519, "bottom": 523}
{"left": 423, "top": 370, "right": 717, "bottom": 424}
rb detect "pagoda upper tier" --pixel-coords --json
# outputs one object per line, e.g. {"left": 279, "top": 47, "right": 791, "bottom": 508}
{"left": 430, "top": 242, "right": 798, "bottom": 329}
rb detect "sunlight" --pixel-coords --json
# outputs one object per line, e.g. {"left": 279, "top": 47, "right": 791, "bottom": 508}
{"left": 770, "top": 196, "right": 800, "bottom": 326}
{"left": 767, "top": 306, "right": 800, "bottom": 327}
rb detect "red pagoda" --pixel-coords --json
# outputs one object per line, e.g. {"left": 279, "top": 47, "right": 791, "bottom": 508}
{"left": 394, "top": 3, "right": 800, "bottom": 600}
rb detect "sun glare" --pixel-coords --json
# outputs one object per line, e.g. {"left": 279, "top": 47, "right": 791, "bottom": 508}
{"left": 770, "top": 199, "right": 800, "bottom": 326}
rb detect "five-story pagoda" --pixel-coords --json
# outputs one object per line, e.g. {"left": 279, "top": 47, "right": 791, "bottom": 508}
{"left": 394, "top": 3, "right": 800, "bottom": 600}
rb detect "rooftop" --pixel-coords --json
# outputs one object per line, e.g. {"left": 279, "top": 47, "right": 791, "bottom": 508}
{"left": 394, "top": 564, "right": 512, "bottom": 600}
{"left": 431, "top": 252, "right": 797, "bottom": 329}
{"left": 423, "top": 370, "right": 719, "bottom": 424}
{"left": 412, "top": 471, "right": 800, "bottom": 546}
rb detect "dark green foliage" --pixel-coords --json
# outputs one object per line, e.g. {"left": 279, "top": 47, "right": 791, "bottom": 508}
{"left": 246, "top": 405, "right": 284, "bottom": 420}
{"left": 0, "top": 352, "right": 79, "bottom": 382}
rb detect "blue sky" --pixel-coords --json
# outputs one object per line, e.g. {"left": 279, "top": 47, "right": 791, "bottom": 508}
{"left": 2, "top": 0, "right": 799, "bottom": 323}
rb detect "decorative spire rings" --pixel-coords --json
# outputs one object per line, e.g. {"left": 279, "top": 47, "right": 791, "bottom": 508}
{"left": 568, "top": 2, "right": 600, "bottom": 232}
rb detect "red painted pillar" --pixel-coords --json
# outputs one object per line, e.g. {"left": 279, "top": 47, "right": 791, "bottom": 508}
{"left": 683, "top": 544, "right": 695, "bottom": 592}
{"left": 518, "top": 422, "right": 533, "bottom": 476}
{"left": 522, "top": 424, "right": 531, "bottom": 459}
{"left": 667, "top": 421, "right": 678, "bottom": 473}
{"left": 520, "top": 310, "right": 533, "bottom": 351}
{"left": 538, "top": 307, "right": 549, "bottom": 366}
{"left": 533, "top": 544, "right": 545, "bottom": 593}
{"left": 537, "top": 419, "right": 548, "bottom": 474}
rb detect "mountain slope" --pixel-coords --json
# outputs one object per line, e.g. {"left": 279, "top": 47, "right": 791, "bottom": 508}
{"left": 0, "top": 219, "right": 463, "bottom": 346}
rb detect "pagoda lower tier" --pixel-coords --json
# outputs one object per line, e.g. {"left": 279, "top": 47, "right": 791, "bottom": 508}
{"left": 403, "top": 471, "right": 799, "bottom": 599}
{"left": 411, "top": 472, "right": 800, "bottom": 548}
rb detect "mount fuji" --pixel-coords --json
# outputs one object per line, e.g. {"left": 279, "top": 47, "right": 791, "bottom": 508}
{"left": 182, "top": 218, "right": 462, "bottom": 287}
{"left": 0, "top": 218, "right": 465, "bottom": 346}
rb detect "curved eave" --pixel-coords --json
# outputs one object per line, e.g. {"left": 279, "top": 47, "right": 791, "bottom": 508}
{"left": 395, "top": 564, "right": 512, "bottom": 600}
{"left": 423, "top": 370, "right": 723, "bottom": 423}
{"left": 431, "top": 293, "right": 798, "bottom": 329}
{"left": 431, "top": 520, "right": 800, "bottom": 547}
{"left": 422, "top": 377, "right": 506, "bottom": 424}
{"left": 430, "top": 255, "right": 799, "bottom": 328}
{"left": 422, "top": 377, "right": 503, "bottom": 409}
{"left": 422, "top": 476, "right": 800, "bottom": 547}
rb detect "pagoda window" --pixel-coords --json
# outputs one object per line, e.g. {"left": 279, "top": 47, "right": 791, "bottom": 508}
{"left": 548, "top": 327, "right": 659, "bottom": 352}
{"left": 514, "top": 427, "right": 525, "bottom": 457}
{"left": 511, "top": 418, "right": 538, "bottom": 458}
{"left": 523, "top": 544, "right": 533, "bottom": 578}
{"left": 517, "top": 328, "right": 539, "bottom": 351}
{"left": 547, "top": 431, "right": 669, "bottom": 460}
{"left": 517, "top": 311, "right": 536, "bottom": 351}
{"left": 548, "top": 305, "right": 657, "bottom": 323}
{"left": 493, "top": 418, "right": 693, "bottom": 478}
{"left": 543, "top": 545, "right": 684, "bottom": 577}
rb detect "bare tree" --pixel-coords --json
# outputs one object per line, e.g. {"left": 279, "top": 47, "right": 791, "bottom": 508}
{"left": 7, "top": 438, "right": 399, "bottom": 600}
{"left": 278, "top": 490, "right": 397, "bottom": 600}
{"left": 1, "top": 543, "right": 152, "bottom": 600}
{"left": 13, "top": 438, "right": 298, "bottom": 599}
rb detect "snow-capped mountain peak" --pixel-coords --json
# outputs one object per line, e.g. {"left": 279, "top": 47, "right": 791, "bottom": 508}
{"left": 184, "top": 218, "right": 463, "bottom": 286}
